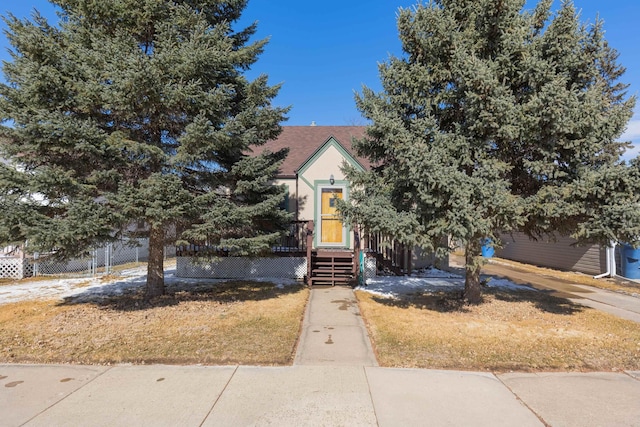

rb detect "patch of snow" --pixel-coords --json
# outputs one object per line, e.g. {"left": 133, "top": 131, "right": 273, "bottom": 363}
{"left": 359, "top": 268, "right": 533, "bottom": 299}
{"left": 0, "top": 263, "right": 530, "bottom": 305}
{"left": 0, "top": 277, "right": 99, "bottom": 306}
{"left": 484, "top": 278, "right": 532, "bottom": 291}
{"left": 0, "top": 268, "right": 302, "bottom": 306}
{"left": 362, "top": 275, "right": 464, "bottom": 298}
{"left": 66, "top": 274, "right": 147, "bottom": 303}
{"left": 409, "top": 267, "right": 463, "bottom": 279}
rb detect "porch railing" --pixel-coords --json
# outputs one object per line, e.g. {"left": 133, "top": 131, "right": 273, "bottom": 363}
{"left": 364, "top": 232, "right": 412, "bottom": 275}
{"left": 176, "top": 220, "right": 312, "bottom": 257}
{"left": 272, "top": 220, "right": 311, "bottom": 254}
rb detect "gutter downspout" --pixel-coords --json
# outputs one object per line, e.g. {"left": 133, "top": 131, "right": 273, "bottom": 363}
{"left": 594, "top": 241, "right": 617, "bottom": 279}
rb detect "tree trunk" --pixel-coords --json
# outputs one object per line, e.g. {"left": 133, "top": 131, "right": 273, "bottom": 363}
{"left": 464, "top": 238, "right": 483, "bottom": 304}
{"left": 145, "top": 223, "right": 165, "bottom": 299}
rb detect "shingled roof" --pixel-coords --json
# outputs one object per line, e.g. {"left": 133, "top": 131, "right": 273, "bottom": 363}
{"left": 253, "top": 126, "right": 369, "bottom": 178}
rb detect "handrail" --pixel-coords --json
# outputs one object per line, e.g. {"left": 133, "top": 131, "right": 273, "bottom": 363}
{"left": 177, "top": 220, "right": 313, "bottom": 257}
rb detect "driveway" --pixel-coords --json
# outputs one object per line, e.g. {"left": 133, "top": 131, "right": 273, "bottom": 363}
{"left": 474, "top": 257, "right": 640, "bottom": 323}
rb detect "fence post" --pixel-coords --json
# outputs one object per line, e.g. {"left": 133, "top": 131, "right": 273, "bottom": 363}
{"left": 92, "top": 248, "right": 98, "bottom": 276}
{"left": 105, "top": 244, "right": 111, "bottom": 274}
{"left": 33, "top": 252, "right": 39, "bottom": 277}
{"left": 353, "top": 227, "right": 360, "bottom": 279}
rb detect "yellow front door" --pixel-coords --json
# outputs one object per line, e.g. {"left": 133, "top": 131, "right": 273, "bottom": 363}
{"left": 320, "top": 188, "right": 344, "bottom": 244}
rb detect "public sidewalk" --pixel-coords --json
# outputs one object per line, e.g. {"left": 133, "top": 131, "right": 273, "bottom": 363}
{"left": 3, "top": 362, "right": 640, "bottom": 426}
{"left": 3, "top": 286, "right": 640, "bottom": 426}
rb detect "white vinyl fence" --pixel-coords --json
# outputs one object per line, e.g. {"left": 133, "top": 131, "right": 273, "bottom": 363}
{"left": 0, "top": 258, "right": 33, "bottom": 279}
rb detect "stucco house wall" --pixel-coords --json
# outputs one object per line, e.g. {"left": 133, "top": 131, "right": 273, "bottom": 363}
{"left": 258, "top": 126, "right": 369, "bottom": 251}
{"left": 272, "top": 178, "right": 297, "bottom": 216}
{"left": 296, "top": 143, "right": 352, "bottom": 223}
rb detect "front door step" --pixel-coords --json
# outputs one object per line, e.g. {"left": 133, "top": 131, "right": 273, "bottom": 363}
{"left": 309, "top": 250, "right": 355, "bottom": 287}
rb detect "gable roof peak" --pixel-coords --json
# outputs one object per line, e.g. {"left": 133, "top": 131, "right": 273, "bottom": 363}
{"left": 257, "top": 125, "right": 370, "bottom": 178}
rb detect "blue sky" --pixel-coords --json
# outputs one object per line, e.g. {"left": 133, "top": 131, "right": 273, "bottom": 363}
{"left": 1, "top": 0, "right": 638, "bottom": 160}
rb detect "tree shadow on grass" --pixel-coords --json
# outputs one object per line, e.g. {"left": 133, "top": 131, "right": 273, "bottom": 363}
{"left": 370, "top": 287, "right": 585, "bottom": 316}
{"left": 371, "top": 291, "right": 471, "bottom": 313}
{"left": 491, "top": 288, "right": 585, "bottom": 315}
{"left": 58, "top": 278, "right": 306, "bottom": 312}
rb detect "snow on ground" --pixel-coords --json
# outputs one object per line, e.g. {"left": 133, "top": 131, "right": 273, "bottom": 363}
{"left": 0, "top": 265, "right": 530, "bottom": 305}
{"left": 0, "top": 266, "right": 300, "bottom": 306}
{"left": 358, "top": 267, "right": 533, "bottom": 299}
{"left": 0, "top": 265, "right": 147, "bottom": 306}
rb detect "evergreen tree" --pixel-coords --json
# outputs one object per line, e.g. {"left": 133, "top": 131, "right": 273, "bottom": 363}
{"left": 343, "top": 0, "right": 640, "bottom": 303}
{"left": 0, "top": 0, "right": 289, "bottom": 297}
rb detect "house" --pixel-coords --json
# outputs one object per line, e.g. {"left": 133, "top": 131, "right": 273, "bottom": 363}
{"left": 262, "top": 125, "right": 374, "bottom": 285}
{"left": 177, "top": 125, "right": 372, "bottom": 285}
{"left": 260, "top": 125, "right": 369, "bottom": 250}
{"left": 176, "top": 125, "right": 440, "bottom": 285}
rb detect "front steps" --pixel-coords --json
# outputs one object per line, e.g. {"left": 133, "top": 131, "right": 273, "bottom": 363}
{"left": 309, "top": 250, "right": 355, "bottom": 286}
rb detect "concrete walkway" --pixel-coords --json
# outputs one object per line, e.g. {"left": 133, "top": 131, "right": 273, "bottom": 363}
{"left": 294, "top": 286, "right": 378, "bottom": 366}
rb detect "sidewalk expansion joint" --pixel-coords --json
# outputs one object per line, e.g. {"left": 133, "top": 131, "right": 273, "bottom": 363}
{"left": 363, "top": 367, "right": 381, "bottom": 427}
{"left": 494, "top": 373, "right": 550, "bottom": 427}
{"left": 198, "top": 365, "right": 239, "bottom": 427}
{"left": 20, "top": 365, "right": 114, "bottom": 427}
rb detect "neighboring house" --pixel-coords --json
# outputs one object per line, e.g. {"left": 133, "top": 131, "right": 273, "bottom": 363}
{"left": 496, "top": 232, "right": 619, "bottom": 278}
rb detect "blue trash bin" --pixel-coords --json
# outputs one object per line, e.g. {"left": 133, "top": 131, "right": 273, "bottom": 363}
{"left": 621, "top": 244, "right": 640, "bottom": 280}
{"left": 481, "top": 239, "right": 494, "bottom": 258}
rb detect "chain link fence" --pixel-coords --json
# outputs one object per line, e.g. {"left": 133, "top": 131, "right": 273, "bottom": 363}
{"left": 0, "top": 239, "right": 176, "bottom": 279}
{"left": 1, "top": 220, "right": 372, "bottom": 282}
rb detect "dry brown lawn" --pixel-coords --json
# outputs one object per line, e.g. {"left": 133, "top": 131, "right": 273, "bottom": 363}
{"left": 357, "top": 288, "right": 640, "bottom": 372}
{"left": 0, "top": 281, "right": 308, "bottom": 366}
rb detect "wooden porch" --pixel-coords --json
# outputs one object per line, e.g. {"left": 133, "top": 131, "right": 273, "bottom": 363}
{"left": 176, "top": 220, "right": 359, "bottom": 286}
{"left": 175, "top": 221, "right": 418, "bottom": 286}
